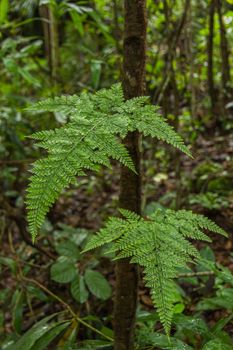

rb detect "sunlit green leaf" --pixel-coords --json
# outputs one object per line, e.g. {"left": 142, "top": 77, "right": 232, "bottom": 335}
{"left": 0, "top": 0, "right": 9, "bottom": 24}
{"left": 30, "top": 321, "right": 70, "bottom": 350}
{"left": 55, "top": 241, "right": 80, "bottom": 260}
{"left": 50, "top": 260, "right": 77, "bottom": 284}
{"left": 6, "top": 314, "right": 57, "bottom": 350}
{"left": 70, "top": 275, "right": 89, "bottom": 303}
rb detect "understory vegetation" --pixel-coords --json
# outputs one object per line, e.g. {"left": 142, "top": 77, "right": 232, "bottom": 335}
{"left": 1, "top": 1, "right": 233, "bottom": 350}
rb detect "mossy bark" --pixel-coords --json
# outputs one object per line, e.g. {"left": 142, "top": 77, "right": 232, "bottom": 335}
{"left": 114, "top": 1, "right": 147, "bottom": 350}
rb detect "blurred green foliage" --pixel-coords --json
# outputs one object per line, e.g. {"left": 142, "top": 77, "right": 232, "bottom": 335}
{"left": 1, "top": 0, "right": 233, "bottom": 348}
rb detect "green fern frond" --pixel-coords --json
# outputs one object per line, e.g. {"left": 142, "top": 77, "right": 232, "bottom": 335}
{"left": 119, "top": 208, "right": 141, "bottom": 221}
{"left": 130, "top": 104, "right": 192, "bottom": 157}
{"left": 26, "top": 130, "right": 131, "bottom": 239}
{"left": 84, "top": 217, "right": 128, "bottom": 252}
{"left": 28, "top": 95, "right": 80, "bottom": 115}
{"left": 83, "top": 208, "right": 227, "bottom": 334}
{"left": 27, "top": 84, "right": 191, "bottom": 239}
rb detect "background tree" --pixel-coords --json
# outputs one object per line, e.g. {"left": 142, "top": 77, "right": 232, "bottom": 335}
{"left": 207, "top": 0, "right": 216, "bottom": 119}
{"left": 216, "top": 0, "right": 231, "bottom": 99}
{"left": 0, "top": 0, "right": 233, "bottom": 349}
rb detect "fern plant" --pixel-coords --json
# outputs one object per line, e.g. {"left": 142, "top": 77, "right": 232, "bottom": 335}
{"left": 83, "top": 208, "right": 227, "bottom": 334}
{"left": 26, "top": 84, "right": 226, "bottom": 335}
{"left": 26, "top": 84, "right": 191, "bottom": 240}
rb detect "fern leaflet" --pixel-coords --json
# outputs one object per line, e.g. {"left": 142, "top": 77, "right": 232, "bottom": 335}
{"left": 83, "top": 208, "right": 227, "bottom": 334}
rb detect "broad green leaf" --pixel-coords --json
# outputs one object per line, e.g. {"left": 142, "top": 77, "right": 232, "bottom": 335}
{"left": 91, "top": 60, "right": 102, "bottom": 89}
{"left": 39, "top": 0, "right": 55, "bottom": 5}
{"left": 202, "top": 338, "right": 233, "bottom": 350}
{"left": 138, "top": 332, "right": 192, "bottom": 349}
{"left": 84, "top": 269, "right": 111, "bottom": 300}
{"left": 50, "top": 260, "right": 77, "bottom": 283}
{"left": 174, "top": 314, "right": 209, "bottom": 336}
{"left": 12, "top": 289, "right": 25, "bottom": 334}
{"left": 197, "top": 288, "right": 233, "bottom": 311}
{"left": 211, "top": 314, "right": 233, "bottom": 334}
{"left": 0, "top": 256, "right": 17, "bottom": 274}
{"left": 65, "top": 3, "right": 92, "bottom": 14}
{"left": 89, "top": 11, "right": 113, "bottom": 43}
{"left": 18, "top": 67, "right": 41, "bottom": 87}
{"left": 30, "top": 321, "right": 70, "bottom": 350}
{"left": 216, "top": 265, "right": 233, "bottom": 287}
{"left": 100, "top": 326, "right": 114, "bottom": 340}
{"left": 55, "top": 241, "right": 80, "bottom": 260}
{"left": 70, "top": 11, "right": 84, "bottom": 36}
{"left": 6, "top": 314, "right": 57, "bottom": 350}
{"left": 199, "top": 246, "right": 215, "bottom": 262}
{"left": 173, "top": 303, "right": 185, "bottom": 314}
{"left": 0, "top": 0, "right": 9, "bottom": 24}
{"left": 70, "top": 275, "right": 89, "bottom": 303}
{"left": 26, "top": 285, "right": 48, "bottom": 301}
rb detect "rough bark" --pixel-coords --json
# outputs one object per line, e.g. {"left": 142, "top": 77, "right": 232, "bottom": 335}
{"left": 114, "top": 1, "right": 147, "bottom": 350}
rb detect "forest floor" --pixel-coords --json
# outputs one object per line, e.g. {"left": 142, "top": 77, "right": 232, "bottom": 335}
{"left": 2, "top": 128, "right": 233, "bottom": 342}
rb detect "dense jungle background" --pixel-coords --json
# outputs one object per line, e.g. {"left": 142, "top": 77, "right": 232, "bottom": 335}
{"left": 1, "top": 0, "right": 233, "bottom": 349}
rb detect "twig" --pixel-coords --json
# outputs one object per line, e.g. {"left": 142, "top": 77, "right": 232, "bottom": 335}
{"left": 2, "top": 198, "right": 56, "bottom": 260}
{"left": 22, "top": 276, "right": 114, "bottom": 342}
{"left": 177, "top": 271, "right": 214, "bottom": 278}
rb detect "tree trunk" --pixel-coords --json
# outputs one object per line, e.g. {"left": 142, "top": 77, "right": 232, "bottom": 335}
{"left": 216, "top": 0, "right": 230, "bottom": 95}
{"left": 188, "top": 0, "right": 196, "bottom": 121}
{"left": 207, "top": 0, "right": 216, "bottom": 116}
{"left": 153, "top": 0, "right": 190, "bottom": 105}
{"left": 114, "top": 1, "right": 147, "bottom": 350}
{"left": 39, "top": 4, "right": 59, "bottom": 80}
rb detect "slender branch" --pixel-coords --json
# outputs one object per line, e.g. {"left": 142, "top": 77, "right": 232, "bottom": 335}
{"left": 177, "top": 271, "right": 214, "bottom": 278}
{"left": 153, "top": 0, "right": 191, "bottom": 104}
